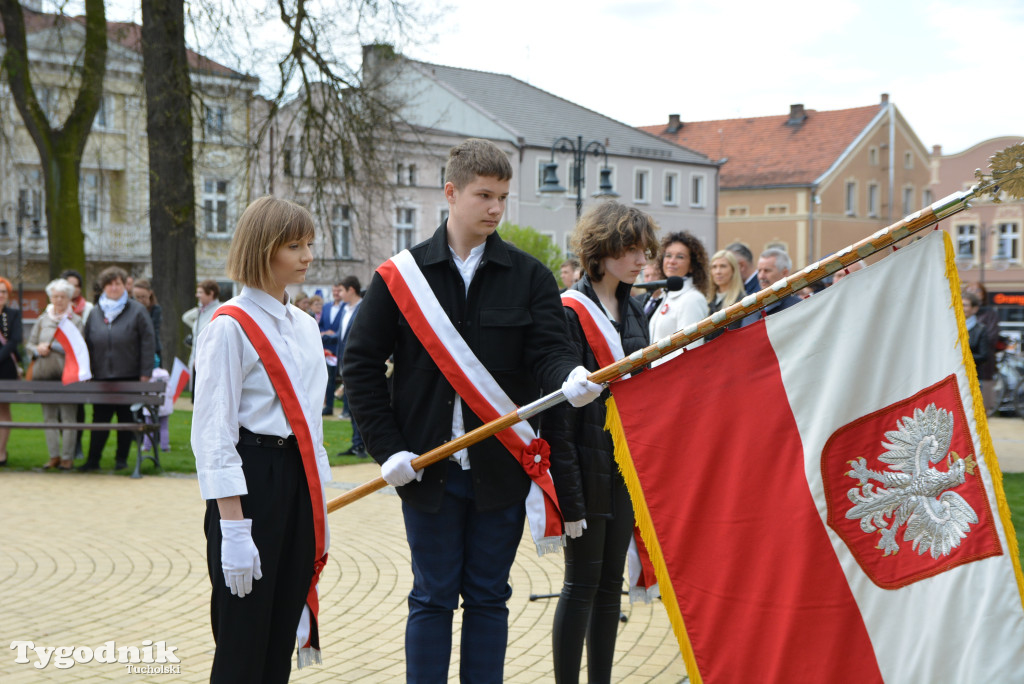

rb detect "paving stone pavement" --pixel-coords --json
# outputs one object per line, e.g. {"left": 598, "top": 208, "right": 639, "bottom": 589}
{"left": 0, "top": 463, "right": 687, "bottom": 683}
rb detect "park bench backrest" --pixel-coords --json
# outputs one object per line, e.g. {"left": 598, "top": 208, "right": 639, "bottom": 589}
{"left": 0, "top": 380, "right": 167, "bottom": 406}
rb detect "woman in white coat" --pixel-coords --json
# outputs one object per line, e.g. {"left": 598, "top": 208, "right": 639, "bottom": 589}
{"left": 648, "top": 231, "right": 711, "bottom": 366}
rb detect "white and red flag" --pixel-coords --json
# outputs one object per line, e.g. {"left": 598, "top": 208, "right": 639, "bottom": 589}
{"left": 168, "top": 357, "right": 190, "bottom": 403}
{"left": 608, "top": 231, "right": 1024, "bottom": 683}
{"left": 54, "top": 316, "right": 91, "bottom": 384}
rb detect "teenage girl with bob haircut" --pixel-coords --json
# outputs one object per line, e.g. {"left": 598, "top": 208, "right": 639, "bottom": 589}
{"left": 191, "top": 196, "right": 332, "bottom": 682}
{"left": 545, "top": 200, "right": 660, "bottom": 684}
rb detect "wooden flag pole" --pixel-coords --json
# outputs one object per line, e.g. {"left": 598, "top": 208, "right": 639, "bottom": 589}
{"left": 327, "top": 143, "right": 1024, "bottom": 514}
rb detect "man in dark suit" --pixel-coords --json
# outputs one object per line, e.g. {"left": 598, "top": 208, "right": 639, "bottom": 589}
{"left": 740, "top": 248, "right": 801, "bottom": 326}
{"left": 334, "top": 275, "right": 365, "bottom": 456}
{"left": 727, "top": 242, "right": 760, "bottom": 295}
{"left": 319, "top": 281, "right": 345, "bottom": 415}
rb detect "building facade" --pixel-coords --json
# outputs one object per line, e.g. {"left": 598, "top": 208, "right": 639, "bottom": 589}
{"left": 933, "top": 136, "right": 1024, "bottom": 329}
{"left": 641, "top": 95, "right": 932, "bottom": 269}
{"left": 0, "top": 9, "right": 256, "bottom": 314}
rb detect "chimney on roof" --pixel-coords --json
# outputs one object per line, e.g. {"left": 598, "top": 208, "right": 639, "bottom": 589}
{"left": 932, "top": 144, "right": 943, "bottom": 157}
{"left": 667, "top": 114, "right": 682, "bottom": 134}
{"left": 881, "top": 93, "right": 889, "bottom": 104}
{"left": 786, "top": 104, "right": 806, "bottom": 126}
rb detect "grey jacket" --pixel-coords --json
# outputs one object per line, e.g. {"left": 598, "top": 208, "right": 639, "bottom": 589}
{"left": 84, "top": 299, "right": 156, "bottom": 379}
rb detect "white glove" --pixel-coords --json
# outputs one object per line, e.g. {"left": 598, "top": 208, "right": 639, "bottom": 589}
{"left": 220, "top": 518, "right": 262, "bottom": 598}
{"left": 561, "top": 366, "right": 604, "bottom": 408}
{"left": 382, "top": 450, "right": 424, "bottom": 487}
{"left": 564, "top": 519, "right": 587, "bottom": 539}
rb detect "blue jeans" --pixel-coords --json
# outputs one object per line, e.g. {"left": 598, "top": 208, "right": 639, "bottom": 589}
{"left": 402, "top": 461, "right": 526, "bottom": 683}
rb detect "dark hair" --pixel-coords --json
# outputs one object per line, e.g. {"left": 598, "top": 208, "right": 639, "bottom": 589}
{"left": 444, "top": 139, "right": 513, "bottom": 189}
{"left": 59, "top": 268, "right": 84, "bottom": 287}
{"left": 97, "top": 266, "right": 128, "bottom": 290}
{"left": 132, "top": 278, "right": 158, "bottom": 308}
{"left": 561, "top": 257, "right": 580, "bottom": 270}
{"left": 340, "top": 275, "right": 361, "bottom": 293}
{"left": 198, "top": 279, "right": 220, "bottom": 299}
{"left": 660, "top": 231, "right": 711, "bottom": 298}
{"left": 963, "top": 291, "right": 982, "bottom": 308}
{"left": 725, "top": 242, "right": 754, "bottom": 266}
{"left": 571, "top": 201, "right": 660, "bottom": 282}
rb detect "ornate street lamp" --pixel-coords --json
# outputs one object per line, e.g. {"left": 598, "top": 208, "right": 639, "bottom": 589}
{"left": 539, "top": 135, "right": 618, "bottom": 219}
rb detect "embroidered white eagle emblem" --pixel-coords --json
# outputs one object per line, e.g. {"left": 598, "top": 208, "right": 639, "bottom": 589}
{"left": 845, "top": 404, "right": 978, "bottom": 559}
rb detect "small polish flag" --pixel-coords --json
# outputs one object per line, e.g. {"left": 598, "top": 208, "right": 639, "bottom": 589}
{"left": 53, "top": 317, "right": 91, "bottom": 384}
{"left": 169, "top": 357, "right": 190, "bottom": 403}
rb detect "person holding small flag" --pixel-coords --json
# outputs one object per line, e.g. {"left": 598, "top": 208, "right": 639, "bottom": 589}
{"left": 191, "top": 196, "right": 331, "bottom": 681}
{"left": 27, "top": 278, "right": 85, "bottom": 469}
{"left": 544, "top": 201, "right": 659, "bottom": 684}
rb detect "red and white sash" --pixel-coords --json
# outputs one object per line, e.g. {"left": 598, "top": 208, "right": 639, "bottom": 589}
{"left": 378, "top": 250, "right": 564, "bottom": 555}
{"left": 561, "top": 289, "right": 659, "bottom": 602}
{"left": 213, "top": 305, "right": 330, "bottom": 668}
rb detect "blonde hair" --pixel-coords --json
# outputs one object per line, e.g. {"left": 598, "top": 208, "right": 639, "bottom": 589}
{"left": 571, "top": 201, "right": 660, "bottom": 282}
{"left": 227, "top": 196, "right": 315, "bottom": 291}
{"left": 709, "top": 249, "right": 744, "bottom": 308}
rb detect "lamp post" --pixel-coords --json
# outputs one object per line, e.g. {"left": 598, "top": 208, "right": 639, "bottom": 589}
{"left": 539, "top": 135, "right": 618, "bottom": 220}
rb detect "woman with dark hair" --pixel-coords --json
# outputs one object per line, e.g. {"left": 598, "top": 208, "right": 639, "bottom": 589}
{"left": 80, "top": 266, "right": 156, "bottom": 471}
{"left": 545, "top": 201, "right": 659, "bottom": 684}
{"left": 0, "top": 275, "right": 21, "bottom": 465}
{"left": 648, "top": 231, "right": 710, "bottom": 365}
{"left": 131, "top": 278, "right": 162, "bottom": 367}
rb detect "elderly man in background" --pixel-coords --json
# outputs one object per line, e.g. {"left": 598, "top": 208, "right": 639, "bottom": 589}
{"left": 741, "top": 248, "right": 801, "bottom": 327}
{"left": 182, "top": 280, "right": 221, "bottom": 395}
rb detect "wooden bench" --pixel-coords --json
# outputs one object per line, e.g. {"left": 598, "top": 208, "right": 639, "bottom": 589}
{"left": 0, "top": 380, "right": 167, "bottom": 478}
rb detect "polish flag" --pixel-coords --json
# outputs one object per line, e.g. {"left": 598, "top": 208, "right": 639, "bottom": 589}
{"left": 609, "top": 231, "right": 1024, "bottom": 683}
{"left": 53, "top": 317, "right": 91, "bottom": 384}
{"left": 169, "top": 357, "right": 190, "bottom": 403}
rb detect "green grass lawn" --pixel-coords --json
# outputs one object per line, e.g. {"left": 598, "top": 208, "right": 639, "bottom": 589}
{"left": 0, "top": 400, "right": 369, "bottom": 473}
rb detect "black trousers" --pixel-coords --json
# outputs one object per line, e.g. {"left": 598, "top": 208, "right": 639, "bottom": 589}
{"left": 552, "top": 472, "right": 635, "bottom": 684}
{"left": 205, "top": 432, "right": 315, "bottom": 684}
{"left": 87, "top": 402, "right": 136, "bottom": 465}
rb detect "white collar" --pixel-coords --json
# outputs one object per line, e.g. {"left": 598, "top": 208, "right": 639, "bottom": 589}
{"left": 240, "top": 286, "right": 291, "bottom": 321}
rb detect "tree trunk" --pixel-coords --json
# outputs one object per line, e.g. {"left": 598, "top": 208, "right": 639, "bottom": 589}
{"left": 141, "top": 0, "right": 195, "bottom": 369}
{"left": 0, "top": 0, "right": 107, "bottom": 280}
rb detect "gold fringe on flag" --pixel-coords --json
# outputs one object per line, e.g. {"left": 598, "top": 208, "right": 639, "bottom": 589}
{"left": 942, "top": 231, "right": 1024, "bottom": 610}
{"left": 605, "top": 395, "right": 702, "bottom": 684}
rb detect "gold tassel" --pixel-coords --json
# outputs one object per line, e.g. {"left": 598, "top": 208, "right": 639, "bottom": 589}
{"left": 606, "top": 395, "right": 702, "bottom": 684}
{"left": 943, "top": 231, "right": 1024, "bottom": 609}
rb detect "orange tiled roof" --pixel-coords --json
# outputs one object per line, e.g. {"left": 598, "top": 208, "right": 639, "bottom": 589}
{"left": 639, "top": 104, "right": 882, "bottom": 189}
{"left": 3, "top": 10, "right": 248, "bottom": 80}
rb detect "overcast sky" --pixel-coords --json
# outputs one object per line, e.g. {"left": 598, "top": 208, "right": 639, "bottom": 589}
{"left": 95, "top": 0, "right": 1023, "bottom": 154}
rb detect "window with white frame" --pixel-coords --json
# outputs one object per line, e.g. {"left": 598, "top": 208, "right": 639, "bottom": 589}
{"left": 690, "top": 173, "right": 706, "bottom": 208}
{"left": 766, "top": 204, "right": 788, "bottom": 215}
{"left": 94, "top": 94, "right": 115, "bottom": 130}
{"left": 902, "top": 186, "right": 914, "bottom": 216}
{"left": 204, "top": 105, "right": 226, "bottom": 139}
{"left": 663, "top": 171, "right": 679, "bottom": 205}
{"left": 407, "top": 164, "right": 417, "bottom": 187}
{"left": 18, "top": 169, "right": 43, "bottom": 226}
{"left": 869, "top": 147, "right": 879, "bottom": 165}
{"left": 997, "top": 222, "right": 1020, "bottom": 262}
{"left": 331, "top": 204, "right": 352, "bottom": 258}
{"left": 396, "top": 163, "right": 406, "bottom": 185}
{"left": 395, "top": 208, "right": 415, "bottom": 253}
{"left": 845, "top": 181, "right": 856, "bottom": 216}
{"left": 956, "top": 224, "right": 977, "bottom": 260}
{"left": 634, "top": 168, "right": 650, "bottom": 203}
{"left": 727, "top": 206, "right": 749, "bottom": 217}
{"left": 904, "top": 151, "right": 913, "bottom": 169}
{"left": 440, "top": 165, "right": 447, "bottom": 187}
{"left": 38, "top": 87, "right": 59, "bottom": 126}
{"left": 923, "top": 189, "right": 933, "bottom": 207}
{"left": 81, "top": 171, "right": 100, "bottom": 225}
{"left": 439, "top": 208, "right": 449, "bottom": 226}
{"left": 537, "top": 159, "right": 548, "bottom": 191}
{"left": 868, "top": 183, "right": 879, "bottom": 217}
{"left": 203, "top": 179, "right": 229, "bottom": 234}
{"left": 564, "top": 232, "right": 575, "bottom": 257}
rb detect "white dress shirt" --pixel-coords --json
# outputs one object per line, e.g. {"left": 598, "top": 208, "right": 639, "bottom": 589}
{"left": 648, "top": 277, "right": 708, "bottom": 367}
{"left": 191, "top": 286, "right": 331, "bottom": 500}
{"left": 448, "top": 242, "right": 486, "bottom": 469}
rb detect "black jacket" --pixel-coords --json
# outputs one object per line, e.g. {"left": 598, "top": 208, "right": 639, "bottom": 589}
{"left": 342, "top": 224, "right": 579, "bottom": 513}
{"left": 84, "top": 299, "right": 156, "bottom": 379}
{"left": 544, "top": 277, "right": 649, "bottom": 521}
